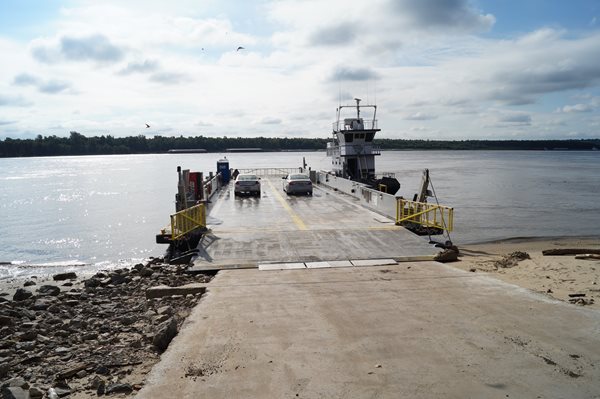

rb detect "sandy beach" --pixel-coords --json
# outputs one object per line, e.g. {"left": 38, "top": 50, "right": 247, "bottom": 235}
{"left": 455, "top": 236, "right": 600, "bottom": 310}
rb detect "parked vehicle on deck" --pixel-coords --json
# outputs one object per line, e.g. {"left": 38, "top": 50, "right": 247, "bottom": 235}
{"left": 234, "top": 174, "right": 261, "bottom": 196}
{"left": 283, "top": 174, "right": 313, "bottom": 195}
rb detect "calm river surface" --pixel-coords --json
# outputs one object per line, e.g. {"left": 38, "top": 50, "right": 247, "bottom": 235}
{"left": 1, "top": 151, "right": 599, "bottom": 278}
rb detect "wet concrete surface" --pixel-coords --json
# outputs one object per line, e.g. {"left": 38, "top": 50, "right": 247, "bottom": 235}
{"left": 139, "top": 262, "right": 600, "bottom": 398}
{"left": 191, "top": 177, "right": 438, "bottom": 271}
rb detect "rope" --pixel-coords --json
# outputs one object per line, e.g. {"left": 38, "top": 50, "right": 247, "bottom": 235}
{"left": 428, "top": 175, "right": 453, "bottom": 246}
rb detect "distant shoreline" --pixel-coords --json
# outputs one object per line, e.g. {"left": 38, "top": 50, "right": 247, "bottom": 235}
{"left": 1, "top": 132, "right": 598, "bottom": 158}
{"left": 2, "top": 148, "right": 600, "bottom": 159}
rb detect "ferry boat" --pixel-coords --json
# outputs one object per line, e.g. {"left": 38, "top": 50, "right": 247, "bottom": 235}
{"left": 156, "top": 100, "right": 454, "bottom": 265}
{"left": 326, "top": 98, "right": 400, "bottom": 194}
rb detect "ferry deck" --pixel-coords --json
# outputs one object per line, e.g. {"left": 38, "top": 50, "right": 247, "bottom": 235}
{"left": 189, "top": 173, "right": 439, "bottom": 272}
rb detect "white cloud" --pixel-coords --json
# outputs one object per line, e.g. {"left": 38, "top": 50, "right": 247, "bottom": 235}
{"left": 148, "top": 72, "right": 189, "bottom": 85}
{"left": 556, "top": 103, "right": 593, "bottom": 113}
{"left": 58, "top": 5, "right": 256, "bottom": 51}
{"left": 328, "top": 66, "right": 380, "bottom": 82}
{"left": 309, "top": 23, "right": 359, "bottom": 47}
{"left": 118, "top": 60, "right": 160, "bottom": 75}
{"left": 394, "top": 29, "right": 600, "bottom": 111}
{"left": 477, "top": 110, "right": 533, "bottom": 129}
{"left": 387, "top": 0, "right": 495, "bottom": 33}
{"left": 0, "top": 94, "right": 32, "bottom": 107}
{"left": 31, "top": 34, "right": 125, "bottom": 64}
{"left": 13, "top": 73, "right": 73, "bottom": 94}
{"left": 497, "top": 113, "right": 532, "bottom": 125}
{"left": 403, "top": 112, "right": 437, "bottom": 121}
{"left": 257, "top": 117, "right": 282, "bottom": 125}
{"left": 0, "top": 1, "right": 599, "bottom": 139}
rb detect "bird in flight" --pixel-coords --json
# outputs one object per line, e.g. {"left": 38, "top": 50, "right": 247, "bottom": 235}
{"left": 236, "top": 46, "right": 244, "bottom": 51}
{"left": 145, "top": 123, "right": 150, "bottom": 128}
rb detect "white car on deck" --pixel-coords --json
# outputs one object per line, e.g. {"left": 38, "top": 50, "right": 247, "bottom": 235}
{"left": 234, "top": 174, "right": 261, "bottom": 197}
{"left": 283, "top": 173, "right": 313, "bottom": 195}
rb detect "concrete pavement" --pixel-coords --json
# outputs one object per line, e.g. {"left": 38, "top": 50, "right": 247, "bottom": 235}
{"left": 138, "top": 262, "right": 600, "bottom": 398}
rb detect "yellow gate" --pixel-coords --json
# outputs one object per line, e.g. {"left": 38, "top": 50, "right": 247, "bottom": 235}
{"left": 396, "top": 199, "right": 454, "bottom": 232}
{"left": 170, "top": 203, "right": 206, "bottom": 240}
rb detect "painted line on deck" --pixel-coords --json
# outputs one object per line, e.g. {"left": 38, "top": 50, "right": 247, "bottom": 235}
{"left": 265, "top": 179, "right": 307, "bottom": 230}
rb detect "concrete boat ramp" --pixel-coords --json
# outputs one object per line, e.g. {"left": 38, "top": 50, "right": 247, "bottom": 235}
{"left": 139, "top": 178, "right": 600, "bottom": 398}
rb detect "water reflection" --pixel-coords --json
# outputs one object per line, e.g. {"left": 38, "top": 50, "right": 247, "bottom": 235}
{"left": 0, "top": 151, "right": 598, "bottom": 269}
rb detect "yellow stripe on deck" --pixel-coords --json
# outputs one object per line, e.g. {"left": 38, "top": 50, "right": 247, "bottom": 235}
{"left": 265, "top": 179, "right": 307, "bottom": 230}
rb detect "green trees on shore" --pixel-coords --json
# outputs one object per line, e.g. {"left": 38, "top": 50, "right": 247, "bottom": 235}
{"left": 0, "top": 131, "right": 598, "bottom": 157}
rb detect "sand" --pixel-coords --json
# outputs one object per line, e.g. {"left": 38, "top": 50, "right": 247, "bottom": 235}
{"left": 455, "top": 236, "right": 600, "bottom": 310}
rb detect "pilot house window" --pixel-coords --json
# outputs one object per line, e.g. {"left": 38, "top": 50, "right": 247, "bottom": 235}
{"left": 344, "top": 133, "right": 354, "bottom": 143}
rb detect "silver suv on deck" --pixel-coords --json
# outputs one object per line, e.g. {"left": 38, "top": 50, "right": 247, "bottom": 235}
{"left": 283, "top": 174, "right": 313, "bottom": 196}
{"left": 234, "top": 174, "right": 261, "bottom": 197}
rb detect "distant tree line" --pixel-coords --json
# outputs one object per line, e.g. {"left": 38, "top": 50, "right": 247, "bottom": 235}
{"left": 0, "top": 131, "right": 598, "bottom": 158}
{"left": 379, "top": 139, "right": 600, "bottom": 151}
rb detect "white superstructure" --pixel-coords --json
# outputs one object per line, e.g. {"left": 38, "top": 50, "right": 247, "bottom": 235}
{"left": 326, "top": 98, "right": 381, "bottom": 181}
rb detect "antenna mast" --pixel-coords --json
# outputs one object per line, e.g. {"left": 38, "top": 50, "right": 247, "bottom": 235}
{"left": 338, "top": 79, "right": 342, "bottom": 108}
{"left": 355, "top": 98, "right": 361, "bottom": 119}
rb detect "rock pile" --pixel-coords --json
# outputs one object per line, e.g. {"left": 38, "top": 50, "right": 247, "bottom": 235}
{"left": 494, "top": 251, "right": 531, "bottom": 269}
{"left": 0, "top": 258, "right": 212, "bottom": 397}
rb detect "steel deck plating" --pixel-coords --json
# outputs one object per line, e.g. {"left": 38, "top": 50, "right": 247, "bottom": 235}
{"left": 189, "top": 176, "right": 439, "bottom": 272}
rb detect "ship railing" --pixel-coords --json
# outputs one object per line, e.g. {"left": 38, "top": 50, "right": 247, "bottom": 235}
{"left": 170, "top": 203, "right": 206, "bottom": 241}
{"left": 238, "top": 167, "right": 302, "bottom": 177}
{"left": 332, "top": 119, "right": 378, "bottom": 132}
{"left": 396, "top": 199, "right": 454, "bottom": 232}
{"left": 326, "top": 144, "right": 338, "bottom": 156}
{"left": 338, "top": 144, "right": 381, "bottom": 156}
{"left": 203, "top": 172, "right": 221, "bottom": 201}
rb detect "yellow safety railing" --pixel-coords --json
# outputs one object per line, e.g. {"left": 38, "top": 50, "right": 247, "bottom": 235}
{"left": 170, "top": 203, "right": 206, "bottom": 240}
{"left": 396, "top": 199, "right": 454, "bottom": 232}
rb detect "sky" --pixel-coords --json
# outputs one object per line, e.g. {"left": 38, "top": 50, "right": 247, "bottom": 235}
{"left": 1, "top": 0, "right": 600, "bottom": 140}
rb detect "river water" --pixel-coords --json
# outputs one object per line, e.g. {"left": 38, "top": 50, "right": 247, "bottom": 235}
{"left": 1, "top": 151, "right": 599, "bottom": 279}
